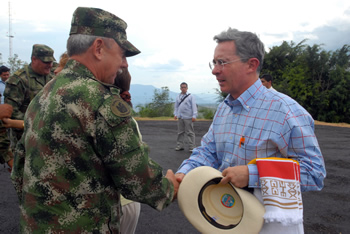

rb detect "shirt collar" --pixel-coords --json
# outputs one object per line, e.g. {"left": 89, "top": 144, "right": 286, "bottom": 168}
{"left": 65, "top": 59, "right": 117, "bottom": 88}
{"left": 224, "top": 79, "right": 264, "bottom": 111}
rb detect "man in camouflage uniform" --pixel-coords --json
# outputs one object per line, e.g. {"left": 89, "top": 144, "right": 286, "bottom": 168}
{"left": 4, "top": 44, "right": 55, "bottom": 149}
{"left": 11, "top": 7, "right": 179, "bottom": 233}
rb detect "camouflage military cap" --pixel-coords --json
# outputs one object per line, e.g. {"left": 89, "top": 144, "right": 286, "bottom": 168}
{"left": 31, "top": 44, "right": 56, "bottom": 62}
{"left": 70, "top": 7, "right": 140, "bottom": 57}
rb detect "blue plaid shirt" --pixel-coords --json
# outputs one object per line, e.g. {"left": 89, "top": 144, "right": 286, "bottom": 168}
{"left": 177, "top": 79, "right": 326, "bottom": 192}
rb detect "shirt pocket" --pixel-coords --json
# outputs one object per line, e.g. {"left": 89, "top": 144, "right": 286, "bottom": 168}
{"left": 238, "top": 137, "right": 280, "bottom": 162}
{"left": 97, "top": 96, "right": 137, "bottom": 155}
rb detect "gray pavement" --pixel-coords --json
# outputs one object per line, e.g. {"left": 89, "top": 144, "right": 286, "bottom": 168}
{"left": 1, "top": 120, "right": 349, "bottom": 233}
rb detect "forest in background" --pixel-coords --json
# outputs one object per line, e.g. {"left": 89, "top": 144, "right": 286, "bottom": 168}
{"left": 261, "top": 40, "right": 350, "bottom": 123}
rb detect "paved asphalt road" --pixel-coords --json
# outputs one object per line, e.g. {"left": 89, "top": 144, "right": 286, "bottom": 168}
{"left": 1, "top": 120, "right": 349, "bottom": 233}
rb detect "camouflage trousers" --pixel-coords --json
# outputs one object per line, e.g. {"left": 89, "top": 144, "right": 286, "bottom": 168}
{"left": 0, "top": 124, "right": 12, "bottom": 164}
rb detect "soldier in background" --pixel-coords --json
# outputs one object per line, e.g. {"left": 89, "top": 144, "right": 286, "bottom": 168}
{"left": 4, "top": 44, "right": 55, "bottom": 149}
{"left": 11, "top": 7, "right": 178, "bottom": 233}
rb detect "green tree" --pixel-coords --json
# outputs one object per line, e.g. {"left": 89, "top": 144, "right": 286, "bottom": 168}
{"left": 137, "top": 86, "right": 174, "bottom": 117}
{"left": 7, "top": 54, "right": 27, "bottom": 73}
{"left": 319, "top": 45, "right": 350, "bottom": 122}
{"left": 262, "top": 40, "right": 307, "bottom": 84}
{"left": 198, "top": 106, "right": 215, "bottom": 119}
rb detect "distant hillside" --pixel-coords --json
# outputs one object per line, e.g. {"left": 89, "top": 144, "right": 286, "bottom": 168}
{"left": 129, "top": 84, "right": 218, "bottom": 108}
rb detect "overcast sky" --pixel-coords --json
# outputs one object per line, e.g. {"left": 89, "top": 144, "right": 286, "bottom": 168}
{"left": 1, "top": 0, "right": 349, "bottom": 94}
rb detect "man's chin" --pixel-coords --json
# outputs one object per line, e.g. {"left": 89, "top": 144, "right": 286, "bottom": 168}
{"left": 219, "top": 87, "right": 227, "bottom": 93}
{"left": 44, "top": 69, "right": 52, "bottom": 75}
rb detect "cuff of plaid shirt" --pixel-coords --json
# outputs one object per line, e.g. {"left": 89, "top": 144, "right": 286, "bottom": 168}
{"left": 248, "top": 164, "right": 260, "bottom": 188}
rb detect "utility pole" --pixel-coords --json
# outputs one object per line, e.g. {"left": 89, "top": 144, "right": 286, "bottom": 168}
{"left": 8, "top": 1, "right": 14, "bottom": 60}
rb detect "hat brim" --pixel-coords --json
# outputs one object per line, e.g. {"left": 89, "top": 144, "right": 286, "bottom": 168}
{"left": 118, "top": 40, "right": 140, "bottom": 57}
{"left": 178, "top": 166, "right": 265, "bottom": 234}
{"left": 40, "top": 57, "right": 56, "bottom": 62}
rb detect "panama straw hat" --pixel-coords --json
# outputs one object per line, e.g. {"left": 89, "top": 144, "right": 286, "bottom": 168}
{"left": 178, "top": 166, "right": 265, "bottom": 234}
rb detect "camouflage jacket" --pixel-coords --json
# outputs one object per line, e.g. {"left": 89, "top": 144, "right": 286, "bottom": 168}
{"left": 11, "top": 59, "right": 174, "bottom": 233}
{"left": 4, "top": 64, "right": 54, "bottom": 147}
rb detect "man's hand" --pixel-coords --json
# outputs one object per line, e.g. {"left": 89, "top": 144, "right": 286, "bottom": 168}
{"left": 175, "top": 172, "right": 185, "bottom": 183}
{"left": 174, "top": 116, "right": 178, "bottom": 120}
{"left": 2, "top": 118, "right": 24, "bottom": 129}
{"left": 2, "top": 118, "right": 13, "bottom": 128}
{"left": 166, "top": 169, "right": 179, "bottom": 200}
{"left": 192, "top": 118, "right": 196, "bottom": 122}
{"left": 220, "top": 165, "right": 249, "bottom": 188}
{"left": 0, "top": 104, "right": 13, "bottom": 119}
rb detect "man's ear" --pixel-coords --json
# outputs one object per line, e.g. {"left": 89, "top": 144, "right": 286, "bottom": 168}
{"left": 31, "top": 56, "right": 38, "bottom": 63}
{"left": 92, "top": 38, "right": 104, "bottom": 61}
{"left": 247, "top": 58, "right": 260, "bottom": 73}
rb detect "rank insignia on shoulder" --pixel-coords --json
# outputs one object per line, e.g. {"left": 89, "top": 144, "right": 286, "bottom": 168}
{"left": 111, "top": 97, "right": 131, "bottom": 117}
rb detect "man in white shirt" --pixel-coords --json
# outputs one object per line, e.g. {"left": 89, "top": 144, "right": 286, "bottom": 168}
{"left": 0, "top": 66, "right": 10, "bottom": 104}
{"left": 260, "top": 74, "right": 275, "bottom": 90}
{"left": 173, "top": 82, "right": 198, "bottom": 152}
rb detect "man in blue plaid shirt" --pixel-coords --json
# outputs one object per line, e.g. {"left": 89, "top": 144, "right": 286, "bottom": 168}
{"left": 176, "top": 28, "right": 326, "bottom": 233}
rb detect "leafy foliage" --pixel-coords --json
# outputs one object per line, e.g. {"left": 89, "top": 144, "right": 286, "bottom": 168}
{"left": 137, "top": 87, "right": 174, "bottom": 117}
{"left": 198, "top": 106, "right": 215, "bottom": 120}
{"left": 263, "top": 42, "right": 350, "bottom": 123}
{"left": 5, "top": 54, "right": 28, "bottom": 74}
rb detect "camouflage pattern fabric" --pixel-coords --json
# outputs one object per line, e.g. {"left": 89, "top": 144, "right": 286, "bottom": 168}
{"left": 11, "top": 59, "right": 174, "bottom": 233}
{"left": 0, "top": 123, "right": 12, "bottom": 164}
{"left": 4, "top": 64, "right": 54, "bottom": 148}
{"left": 31, "top": 44, "right": 56, "bottom": 62}
{"left": 70, "top": 7, "right": 140, "bottom": 57}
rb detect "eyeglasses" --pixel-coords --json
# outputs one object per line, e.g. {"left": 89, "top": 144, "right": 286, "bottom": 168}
{"left": 209, "top": 58, "right": 243, "bottom": 71}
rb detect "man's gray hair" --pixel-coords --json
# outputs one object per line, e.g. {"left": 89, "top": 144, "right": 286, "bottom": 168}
{"left": 213, "top": 28, "right": 265, "bottom": 73}
{"left": 67, "top": 34, "right": 112, "bottom": 57}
